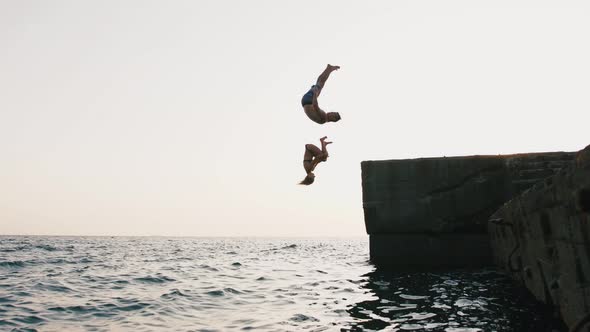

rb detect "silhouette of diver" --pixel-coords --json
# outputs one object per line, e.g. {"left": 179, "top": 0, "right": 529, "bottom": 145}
{"left": 300, "top": 64, "right": 341, "bottom": 124}
{"left": 300, "top": 136, "right": 332, "bottom": 185}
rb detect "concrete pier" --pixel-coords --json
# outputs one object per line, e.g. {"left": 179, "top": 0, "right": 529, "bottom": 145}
{"left": 361, "top": 152, "right": 575, "bottom": 269}
{"left": 488, "top": 145, "right": 590, "bottom": 330}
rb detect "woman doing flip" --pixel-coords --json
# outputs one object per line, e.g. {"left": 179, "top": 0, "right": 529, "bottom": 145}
{"left": 300, "top": 136, "right": 333, "bottom": 185}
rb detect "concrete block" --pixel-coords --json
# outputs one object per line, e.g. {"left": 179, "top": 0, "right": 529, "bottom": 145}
{"left": 369, "top": 233, "right": 493, "bottom": 269}
{"left": 362, "top": 152, "right": 575, "bottom": 239}
{"left": 487, "top": 146, "right": 590, "bottom": 331}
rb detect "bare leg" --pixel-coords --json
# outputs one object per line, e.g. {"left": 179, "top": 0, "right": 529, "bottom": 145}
{"left": 304, "top": 144, "right": 322, "bottom": 158}
{"left": 319, "top": 136, "right": 332, "bottom": 155}
{"left": 315, "top": 64, "right": 340, "bottom": 94}
{"left": 303, "top": 144, "right": 322, "bottom": 174}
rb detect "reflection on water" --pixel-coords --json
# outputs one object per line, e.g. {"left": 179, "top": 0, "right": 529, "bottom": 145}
{"left": 0, "top": 236, "right": 567, "bottom": 331}
{"left": 344, "top": 269, "right": 565, "bottom": 332}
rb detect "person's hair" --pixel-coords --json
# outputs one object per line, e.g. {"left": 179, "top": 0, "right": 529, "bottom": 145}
{"left": 299, "top": 175, "right": 315, "bottom": 185}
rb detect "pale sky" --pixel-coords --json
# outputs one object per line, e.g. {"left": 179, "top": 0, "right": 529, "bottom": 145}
{"left": 1, "top": 0, "right": 589, "bottom": 236}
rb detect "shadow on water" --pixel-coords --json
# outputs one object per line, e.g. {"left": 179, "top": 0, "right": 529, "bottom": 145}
{"left": 344, "top": 268, "right": 566, "bottom": 332}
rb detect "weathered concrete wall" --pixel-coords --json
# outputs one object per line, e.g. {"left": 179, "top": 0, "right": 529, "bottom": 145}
{"left": 370, "top": 233, "right": 492, "bottom": 268}
{"left": 362, "top": 152, "right": 575, "bottom": 268}
{"left": 488, "top": 145, "right": 590, "bottom": 330}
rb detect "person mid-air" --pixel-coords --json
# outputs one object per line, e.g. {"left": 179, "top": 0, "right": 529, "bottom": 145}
{"left": 299, "top": 136, "right": 333, "bottom": 185}
{"left": 300, "top": 64, "right": 341, "bottom": 124}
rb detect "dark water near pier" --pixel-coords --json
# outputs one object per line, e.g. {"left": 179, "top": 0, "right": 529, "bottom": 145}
{"left": 0, "top": 236, "right": 561, "bottom": 331}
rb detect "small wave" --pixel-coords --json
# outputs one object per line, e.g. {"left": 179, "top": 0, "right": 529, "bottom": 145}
{"left": 74, "top": 266, "right": 90, "bottom": 273}
{"left": 403, "top": 312, "right": 437, "bottom": 320}
{"left": 34, "top": 283, "right": 72, "bottom": 293}
{"left": 346, "top": 279, "right": 366, "bottom": 284}
{"left": 199, "top": 265, "right": 219, "bottom": 272}
{"left": 134, "top": 276, "right": 175, "bottom": 283}
{"left": 454, "top": 299, "right": 474, "bottom": 308}
{"left": 289, "top": 314, "right": 319, "bottom": 322}
{"left": 117, "top": 303, "right": 149, "bottom": 311}
{"left": 424, "top": 323, "right": 448, "bottom": 329}
{"left": 0, "top": 319, "right": 17, "bottom": 327}
{"left": 34, "top": 244, "right": 58, "bottom": 251}
{"left": 92, "top": 311, "right": 117, "bottom": 318}
{"left": 46, "top": 258, "right": 77, "bottom": 265}
{"left": 400, "top": 323, "right": 423, "bottom": 330}
{"left": 0, "top": 261, "right": 25, "bottom": 268}
{"left": 13, "top": 315, "right": 45, "bottom": 324}
{"left": 400, "top": 294, "right": 429, "bottom": 300}
{"left": 267, "top": 244, "right": 297, "bottom": 251}
{"left": 224, "top": 287, "right": 243, "bottom": 295}
{"left": 0, "top": 245, "right": 31, "bottom": 253}
{"left": 161, "top": 289, "right": 187, "bottom": 298}
{"left": 206, "top": 290, "right": 224, "bottom": 296}
{"left": 232, "top": 318, "right": 256, "bottom": 326}
{"left": 444, "top": 280, "right": 459, "bottom": 286}
{"left": 48, "top": 305, "right": 97, "bottom": 314}
{"left": 0, "top": 297, "right": 13, "bottom": 303}
{"left": 378, "top": 305, "right": 417, "bottom": 313}
{"left": 433, "top": 303, "right": 452, "bottom": 310}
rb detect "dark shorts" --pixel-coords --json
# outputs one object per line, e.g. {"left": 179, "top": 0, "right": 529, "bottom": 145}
{"left": 301, "top": 85, "right": 318, "bottom": 107}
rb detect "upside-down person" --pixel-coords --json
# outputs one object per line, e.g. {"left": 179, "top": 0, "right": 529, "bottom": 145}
{"left": 299, "top": 136, "right": 332, "bottom": 185}
{"left": 300, "top": 64, "right": 342, "bottom": 124}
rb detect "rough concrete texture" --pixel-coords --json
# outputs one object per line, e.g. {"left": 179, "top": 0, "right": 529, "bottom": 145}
{"left": 488, "top": 145, "right": 590, "bottom": 330}
{"left": 362, "top": 152, "right": 575, "bottom": 268}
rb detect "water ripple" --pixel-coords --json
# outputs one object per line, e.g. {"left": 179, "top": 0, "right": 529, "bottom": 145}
{"left": 0, "top": 236, "right": 565, "bottom": 331}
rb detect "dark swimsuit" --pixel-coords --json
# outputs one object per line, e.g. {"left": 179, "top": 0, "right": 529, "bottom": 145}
{"left": 301, "top": 85, "right": 319, "bottom": 106}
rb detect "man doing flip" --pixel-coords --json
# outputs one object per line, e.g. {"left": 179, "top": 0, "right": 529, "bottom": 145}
{"left": 300, "top": 64, "right": 341, "bottom": 124}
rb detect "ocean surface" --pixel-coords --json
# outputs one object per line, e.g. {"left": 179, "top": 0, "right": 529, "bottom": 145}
{"left": 0, "top": 236, "right": 562, "bottom": 332}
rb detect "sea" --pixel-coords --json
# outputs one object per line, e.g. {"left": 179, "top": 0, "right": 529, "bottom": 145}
{"left": 0, "top": 236, "right": 563, "bottom": 332}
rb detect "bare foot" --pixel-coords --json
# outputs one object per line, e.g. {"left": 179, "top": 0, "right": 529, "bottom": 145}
{"left": 327, "top": 64, "right": 340, "bottom": 71}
